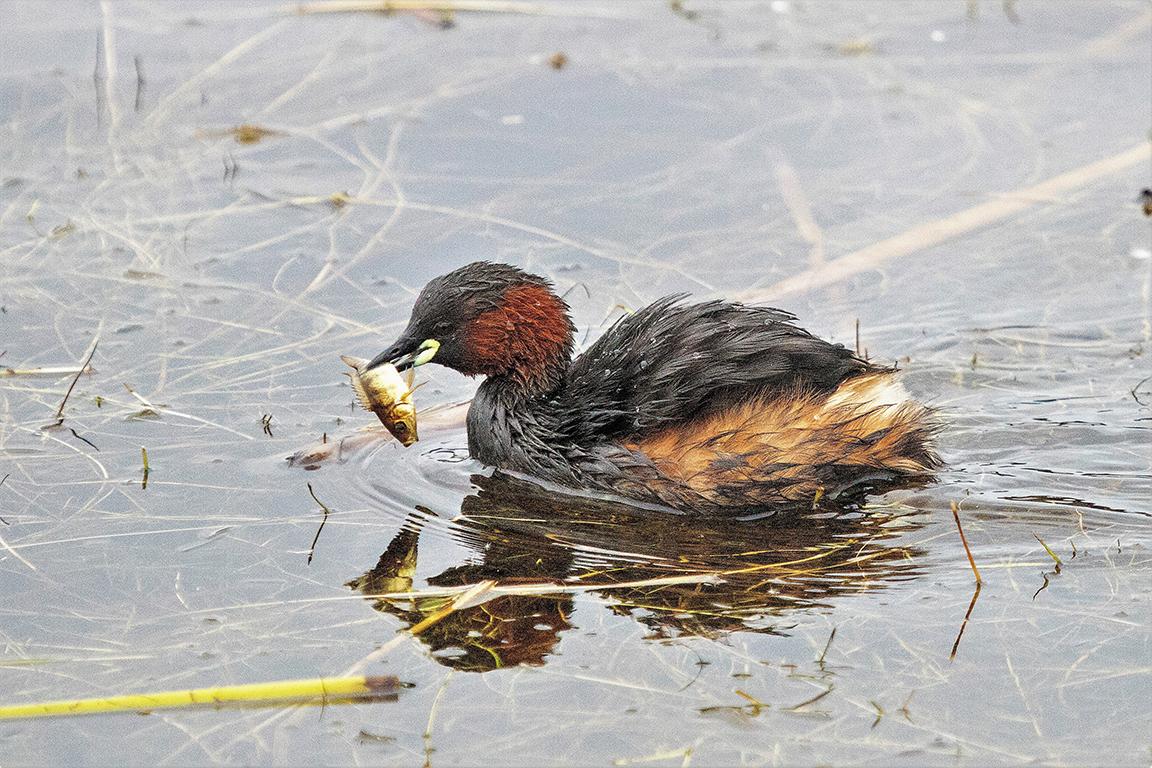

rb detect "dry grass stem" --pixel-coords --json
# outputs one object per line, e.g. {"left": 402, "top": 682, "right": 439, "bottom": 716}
{"left": 951, "top": 501, "right": 983, "bottom": 585}
{"left": 734, "top": 143, "right": 1148, "bottom": 302}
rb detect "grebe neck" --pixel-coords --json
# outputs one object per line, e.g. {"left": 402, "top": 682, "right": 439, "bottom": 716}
{"left": 464, "top": 283, "right": 575, "bottom": 396}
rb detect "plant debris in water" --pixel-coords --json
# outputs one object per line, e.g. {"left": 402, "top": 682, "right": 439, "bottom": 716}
{"left": 306, "top": 482, "right": 335, "bottom": 564}
{"left": 227, "top": 124, "right": 281, "bottom": 144}
{"left": 0, "top": 675, "right": 403, "bottom": 721}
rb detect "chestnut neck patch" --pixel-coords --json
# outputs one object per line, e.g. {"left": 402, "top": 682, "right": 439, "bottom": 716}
{"left": 464, "top": 283, "right": 575, "bottom": 393}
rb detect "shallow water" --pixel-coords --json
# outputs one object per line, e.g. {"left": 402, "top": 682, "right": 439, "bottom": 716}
{"left": 2, "top": 1, "right": 1150, "bottom": 765}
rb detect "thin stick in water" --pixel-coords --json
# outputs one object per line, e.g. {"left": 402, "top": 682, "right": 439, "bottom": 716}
{"left": 949, "top": 582, "right": 981, "bottom": 660}
{"left": 786, "top": 685, "right": 833, "bottom": 711}
{"left": 43, "top": 339, "right": 98, "bottom": 429}
{"left": 817, "top": 626, "right": 836, "bottom": 668}
{"left": 69, "top": 428, "right": 99, "bottom": 452}
{"left": 306, "top": 483, "right": 332, "bottom": 564}
{"left": 951, "top": 501, "right": 982, "bottom": 585}
{"left": 1032, "top": 573, "right": 1050, "bottom": 601}
{"left": 1034, "top": 534, "right": 1063, "bottom": 571}
{"left": 1, "top": 365, "right": 94, "bottom": 378}
{"left": 133, "top": 54, "right": 146, "bottom": 113}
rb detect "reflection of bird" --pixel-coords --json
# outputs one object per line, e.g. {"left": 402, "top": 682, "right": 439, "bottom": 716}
{"left": 349, "top": 508, "right": 576, "bottom": 673}
{"left": 350, "top": 474, "right": 926, "bottom": 672}
{"left": 369, "top": 262, "right": 940, "bottom": 511}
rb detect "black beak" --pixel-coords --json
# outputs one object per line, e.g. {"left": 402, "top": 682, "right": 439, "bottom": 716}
{"left": 366, "top": 339, "right": 418, "bottom": 372}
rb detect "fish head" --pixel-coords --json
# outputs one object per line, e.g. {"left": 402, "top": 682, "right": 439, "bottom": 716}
{"left": 384, "top": 401, "right": 419, "bottom": 447}
{"left": 341, "top": 356, "right": 420, "bottom": 446}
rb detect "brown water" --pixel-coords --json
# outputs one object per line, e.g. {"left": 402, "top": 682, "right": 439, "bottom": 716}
{"left": 2, "top": 1, "right": 1150, "bottom": 765}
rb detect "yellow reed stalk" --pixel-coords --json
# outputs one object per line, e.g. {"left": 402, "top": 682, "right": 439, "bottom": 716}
{"left": 0, "top": 675, "right": 400, "bottom": 721}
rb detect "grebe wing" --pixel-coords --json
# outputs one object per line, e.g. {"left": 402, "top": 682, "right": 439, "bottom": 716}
{"left": 557, "top": 296, "right": 871, "bottom": 441}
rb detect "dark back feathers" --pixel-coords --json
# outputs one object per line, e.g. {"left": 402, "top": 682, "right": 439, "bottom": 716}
{"left": 554, "top": 297, "right": 874, "bottom": 442}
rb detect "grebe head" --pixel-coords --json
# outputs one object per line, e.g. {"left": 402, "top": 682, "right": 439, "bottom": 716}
{"left": 368, "top": 262, "right": 575, "bottom": 393}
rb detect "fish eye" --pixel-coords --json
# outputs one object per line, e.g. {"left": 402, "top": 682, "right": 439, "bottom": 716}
{"left": 393, "top": 423, "right": 408, "bottom": 434}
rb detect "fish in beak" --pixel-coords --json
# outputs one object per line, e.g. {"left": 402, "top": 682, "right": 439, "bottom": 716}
{"left": 341, "top": 355, "right": 419, "bottom": 446}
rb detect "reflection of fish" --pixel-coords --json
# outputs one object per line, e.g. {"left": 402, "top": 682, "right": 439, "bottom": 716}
{"left": 341, "top": 355, "right": 418, "bottom": 446}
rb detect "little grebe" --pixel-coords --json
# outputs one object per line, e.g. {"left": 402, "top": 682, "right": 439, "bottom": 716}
{"left": 368, "top": 262, "right": 940, "bottom": 511}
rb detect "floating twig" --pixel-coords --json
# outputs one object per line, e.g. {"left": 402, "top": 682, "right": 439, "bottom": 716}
{"left": 786, "top": 685, "right": 833, "bottom": 711}
{"left": 141, "top": 447, "right": 150, "bottom": 490}
{"left": 700, "top": 690, "right": 767, "bottom": 717}
{"left": 816, "top": 626, "right": 836, "bottom": 668}
{"left": 365, "top": 572, "right": 720, "bottom": 602}
{"left": 0, "top": 471, "right": 35, "bottom": 567}
{"left": 261, "top": 413, "right": 274, "bottom": 437}
{"left": 1031, "top": 535, "right": 1062, "bottom": 599}
{"left": 41, "top": 339, "right": 98, "bottom": 429}
{"left": 949, "top": 582, "right": 982, "bottom": 660}
{"left": 559, "top": 281, "right": 589, "bottom": 301}
{"left": 951, "top": 501, "right": 982, "bottom": 585}
{"left": 734, "top": 689, "right": 767, "bottom": 716}
{"left": 133, "top": 54, "right": 145, "bottom": 113}
{"left": 306, "top": 483, "right": 333, "bottom": 564}
{"left": 1033, "top": 534, "right": 1063, "bottom": 571}
{"left": 0, "top": 473, "right": 8, "bottom": 525}
{"left": 68, "top": 428, "right": 99, "bottom": 452}
{"left": 0, "top": 365, "right": 95, "bottom": 378}
{"left": 1032, "top": 573, "right": 1050, "bottom": 601}
{"left": 733, "top": 143, "right": 1149, "bottom": 303}
{"left": 1130, "top": 375, "right": 1150, "bottom": 406}
{"left": 0, "top": 675, "right": 403, "bottom": 721}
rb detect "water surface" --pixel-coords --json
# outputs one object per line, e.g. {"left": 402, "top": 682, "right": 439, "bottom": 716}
{"left": 1, "top": 1, "right": 1150, "bottom": 764}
